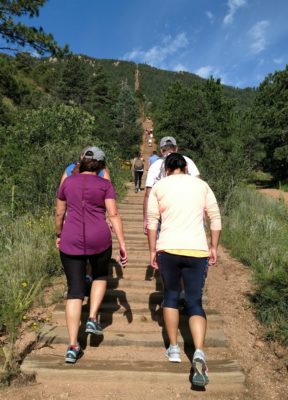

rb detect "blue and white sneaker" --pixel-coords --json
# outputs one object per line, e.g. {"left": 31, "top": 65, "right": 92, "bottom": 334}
{"left": 65, "top": 344, "right": 83, "bottom": 364}
{"left": 192, "top": 349, "right": 209, "bottom": 386}
{"left": 85, "top": 318, "right": 103, "bottom": 335}
{"left": 165, "top": 344, "right": 181, "bottom": 363}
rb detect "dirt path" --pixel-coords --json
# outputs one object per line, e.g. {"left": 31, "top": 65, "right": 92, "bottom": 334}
{"left": 257, "top": 188, "right": 288, "bottom": 204}
{"left": 1, "top": 121, "right": 287, "bottom": 399}
{"left": 207, "top": 247, "right": 288, "bottom": 400}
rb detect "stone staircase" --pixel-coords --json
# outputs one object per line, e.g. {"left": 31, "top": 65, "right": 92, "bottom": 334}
{"left": 21, "top": 125, "right": 246, "bottom": 398}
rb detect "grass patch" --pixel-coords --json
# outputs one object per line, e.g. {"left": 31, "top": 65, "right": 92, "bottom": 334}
{"left": 0, "top": 210, "right": 61, "bottom": 379}
{"left": 278, "top": 182, "right": 288, "bottom": 193}
{"left": 222, "top": 186, "right": 288, "bottom": 345}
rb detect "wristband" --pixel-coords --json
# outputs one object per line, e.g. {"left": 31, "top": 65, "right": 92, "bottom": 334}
{"left": 55, "top": 233, "right": 61, "bottom": 238}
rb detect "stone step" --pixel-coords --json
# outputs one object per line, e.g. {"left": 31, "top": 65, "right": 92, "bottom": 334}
{"left": 37, "top": 325, "right": 228, "bottom": 348}
{"left": 21, "top": 357, "right": 245, "bottom": 392}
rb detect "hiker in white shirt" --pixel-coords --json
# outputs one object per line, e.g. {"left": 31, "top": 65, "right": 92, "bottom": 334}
{"left": 143, "top": 136, "right": 199, "bottom": 234}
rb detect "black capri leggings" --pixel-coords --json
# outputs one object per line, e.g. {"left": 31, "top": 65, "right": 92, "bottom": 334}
{"left": 156, "top": 252, "right": 208, "bottom": 318}
{"left": 60, "top": 246, "right": 112, "bottom": 300}
{"left": 134, "top": 170, "right": 144, "bottom": 188}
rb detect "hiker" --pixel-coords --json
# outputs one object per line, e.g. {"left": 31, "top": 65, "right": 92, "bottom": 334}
{"left": 55, "top": 146, "right": 127, "bottom": 364}
{"left": 132, "top": 152, "right": 145, "bottom": 193}
{"left": 143, "top": 136, "right": 199, "bottom": 234}
{"left": 60, "top": 146, "right": 111, "bottom": 186}
{"left": 147, "top": 153, "right": 221, "bottom": 387}
{"left": 148, "top": 151, "right": 159, "bottom": 167}
{"left": 59, "top": 146, "right": 112, "bottom": 295}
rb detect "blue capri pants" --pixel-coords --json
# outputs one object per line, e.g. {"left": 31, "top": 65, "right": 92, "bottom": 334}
{"left": 156, "top": 252, "right": 208, "bottom": 319}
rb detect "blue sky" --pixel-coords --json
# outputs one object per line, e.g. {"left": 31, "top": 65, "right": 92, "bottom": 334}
{"left": 20, "top": 0, "right": 288, "bottom": 88}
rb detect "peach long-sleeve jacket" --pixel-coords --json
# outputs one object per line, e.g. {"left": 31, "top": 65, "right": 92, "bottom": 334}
{"left": 147, "top": 174, "right": 221, "bottom": 252}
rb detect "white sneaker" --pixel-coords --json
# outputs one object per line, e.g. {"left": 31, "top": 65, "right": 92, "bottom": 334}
{"left": 192, "top": 349, "right": 209, "bottom": 386}
{"left": 165, "top": 344, "right": 181, "bottom": 363}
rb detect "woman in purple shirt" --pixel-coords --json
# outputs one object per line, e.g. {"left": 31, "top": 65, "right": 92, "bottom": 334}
{"left": 55, "top": 146, "right": 127, "bottom": 364}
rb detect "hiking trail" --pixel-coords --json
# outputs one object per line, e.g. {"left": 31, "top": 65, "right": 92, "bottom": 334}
{"left": 3, "top": 118, "right": 287, "bottom": 400}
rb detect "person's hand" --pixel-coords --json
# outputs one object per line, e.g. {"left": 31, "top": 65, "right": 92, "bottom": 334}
{"left": 208, "top": 247, "right": 217, "bottom": 266}
{"left": 150, "top": 251, "right": 158, "bottom": 270}
{"left": 55, "top": 238, "right": 61, "bottom": 249}
{"left": 119, "top": 245, "right": 128, "bottom": 268}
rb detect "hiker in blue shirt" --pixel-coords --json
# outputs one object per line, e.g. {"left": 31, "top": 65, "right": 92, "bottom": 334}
{"left": 148, "top": 151, "right": 159, "bottom": 167}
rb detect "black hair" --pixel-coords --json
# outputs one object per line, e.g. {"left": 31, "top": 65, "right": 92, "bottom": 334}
{"left": 164, "top": 153, "right": 187, "bottom": 172}
{"left": 79, "top": 159, "right": 106, "bottom": 173}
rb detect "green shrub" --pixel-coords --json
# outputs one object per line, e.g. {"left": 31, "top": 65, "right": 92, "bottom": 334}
{"left": 222, "top": 186, "right": 288, "bottom": 345}
{"left": 0, "top": 211, "right": 61, "bottom": 375}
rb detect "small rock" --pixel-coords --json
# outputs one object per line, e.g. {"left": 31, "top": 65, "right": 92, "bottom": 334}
{"left": 254, "top": 339, "right": 265, "bottom": 348}
{"left": 273, "top": 344, "right": 287, "bottom": 359}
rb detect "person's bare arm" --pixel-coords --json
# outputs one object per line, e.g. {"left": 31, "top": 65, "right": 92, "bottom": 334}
{"left": 105, "top": 198, "right": 127, "bottom": 266}
{"left": 131, "top": 158, "right": 135, "bottom": 170}
{"left": 143, "top": 187, "right": 152, "bottom": 235}
{"left": 55, "top": 199, "right": 67, "bottom": 248}
{"left": 103, "top": 168, "right": 111, "bottom": 181}
{"left": 147, "top": 228, "right": 158, "bottom": 269}
{"left": 59, "top": 171, "right": 68, "bottom": 186}
{"left": 205, "top": 185, "right": 222, "bottom": 265}
{"left": 209, "top": 230, "right": 221, "bottom": 265}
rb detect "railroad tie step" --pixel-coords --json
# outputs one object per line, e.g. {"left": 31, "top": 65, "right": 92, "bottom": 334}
{"left": 36, "top": 325, "right": 228, "bottom": 348}
{"left": 21, "top": 357, "right": 245, "bottom": 392}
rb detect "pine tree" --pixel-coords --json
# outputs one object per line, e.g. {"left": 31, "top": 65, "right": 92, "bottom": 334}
{"left": 253, "top": 66, "right": 288, "bottom": 181}
{"left": 0, "top": 0, "right": 67, "bottom": 55}
{"left": 57, "top": 56, "right": 89, "bottom": 105}
{"left": 113, "top": 82, "right": 140, "bottom": 158}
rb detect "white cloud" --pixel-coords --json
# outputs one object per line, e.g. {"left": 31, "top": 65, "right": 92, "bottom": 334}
{"left": 173, "top": 63, "right": 187, "bottom": 72}
{"left": 223, "top": 0, "right": 247, "bottom": 25}
{"left": 273, "top": 57, "right": 283, "bottom": 65}
{"left": 194, "top": 65, "right": 219, "bottom": 79}
{"left": 205, "top": 11, "right": 215, "bottom": 24}
{"left": 248, "top": 20, "right": 270, "bottom": 54}
{"left": 194, "top": 65, "right": 230, "bottom": 85}
{"left": 124, "top": 33, "right": 189, "bottom": 67}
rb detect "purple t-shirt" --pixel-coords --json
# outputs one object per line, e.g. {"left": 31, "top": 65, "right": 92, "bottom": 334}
{"left": 57, "top": 174, "right": 116, "bottom": 255}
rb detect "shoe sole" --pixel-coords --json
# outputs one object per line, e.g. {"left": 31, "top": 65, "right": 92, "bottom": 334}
{"left": 192, "top": 359, "right": 209, "bottom": 386}
{"left": 65, "top": 349, "right": 83, "bottom": 364}
{"left": 65, "top": 357, "right": 77, "bottom": 364}
{"left": 85, "top": 328, "right": 103, "bottom": 335}
{"left": 165, "top": 353, "right": 181, "bottom": 363}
